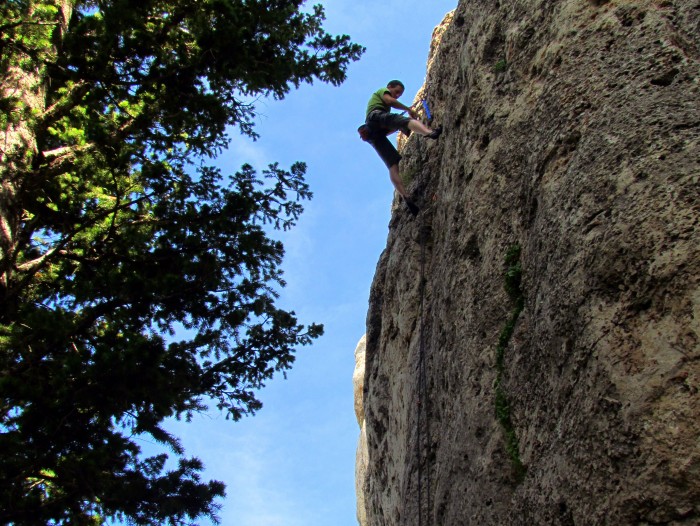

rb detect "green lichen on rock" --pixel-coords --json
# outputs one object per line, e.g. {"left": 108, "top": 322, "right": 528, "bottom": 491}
{"left": 495, "top": 244, "right": 526, "bottom": 481}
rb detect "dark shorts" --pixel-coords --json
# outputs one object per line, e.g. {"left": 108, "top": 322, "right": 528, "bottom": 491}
{"left": 366, "top": 110, "right": 411, "bottom": 168}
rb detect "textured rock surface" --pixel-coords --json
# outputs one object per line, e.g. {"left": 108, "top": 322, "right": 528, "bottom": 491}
{"left": 354, "top": 335, "right": 368, "bottom": 526}
{"left": 361, "top": 1, "right": 699, "bottom": 525}
{"left": 354, "top": 334, "right": 367, "bottom": 426}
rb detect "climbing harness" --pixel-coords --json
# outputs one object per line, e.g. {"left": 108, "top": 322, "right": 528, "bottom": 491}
{"left": 415, "top": 209, "right": 431, "bottom": 526}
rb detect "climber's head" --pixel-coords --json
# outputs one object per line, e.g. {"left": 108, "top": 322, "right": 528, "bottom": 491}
{"left": 387, "top": 80, "right": 405, "bottom": 99}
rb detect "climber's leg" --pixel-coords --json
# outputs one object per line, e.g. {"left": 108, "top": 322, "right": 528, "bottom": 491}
{"left": 389, "top": 163, "right": 419, "bottom": 216}
{"left": 371, "top": 135, "right": 402, "bottom": 172}
{"left": 389, "top": 163, "right": 407, "bottom": 198}
{"left": 408, "top": 119, "right": 442, "bottom": 139}
{"left": 407, "top": 119, "right": 432, "bottom": 136}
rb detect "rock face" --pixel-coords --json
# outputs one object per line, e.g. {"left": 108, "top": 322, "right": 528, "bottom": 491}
{"left": 354, "top": 335, "right": 368, "bottom": 526}
{"left": 360, "top": 1, "right": 699, "bottom": 525}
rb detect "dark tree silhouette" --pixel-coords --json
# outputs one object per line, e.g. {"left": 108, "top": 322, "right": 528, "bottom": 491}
{"left": 0, "top": 1, "right": 363, "bottom": 523}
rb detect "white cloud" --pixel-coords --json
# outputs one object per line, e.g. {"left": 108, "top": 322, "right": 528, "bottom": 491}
{"left": 161, "top": 416, "right": 323, "bottom": 526}
{"left": 219, "top": 136, "right": 271, "bottom": 174}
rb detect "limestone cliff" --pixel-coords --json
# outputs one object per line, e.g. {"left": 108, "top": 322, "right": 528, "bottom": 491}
{"left": 354, "top": 335, "right": 369, "bottom": 526}
{"left": 359, "top": 1, "right": 699, "bottom": 524}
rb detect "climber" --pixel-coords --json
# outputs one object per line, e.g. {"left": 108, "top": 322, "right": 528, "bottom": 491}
{"left": 359, "top": 80, "right": 442, "bottom": 216}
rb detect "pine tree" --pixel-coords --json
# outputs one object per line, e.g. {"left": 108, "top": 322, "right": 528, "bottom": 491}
{"left": 0, "top": 1, "right": 363, "bottom": 523}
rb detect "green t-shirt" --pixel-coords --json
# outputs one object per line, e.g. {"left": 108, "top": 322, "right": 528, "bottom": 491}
{"left": 366, "top": 87, "right": 391, "bottom": 117}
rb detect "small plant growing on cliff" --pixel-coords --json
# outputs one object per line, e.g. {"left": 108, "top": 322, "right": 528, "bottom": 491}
{"left": 401, "top": 166, "right": 417, "bottom": 186}
{"left": 493, "top": 58, "right": 508, "bottom": 73}
{"left": 495, "top": 380, "right": 526, "bottom": 480}
{"left": 494, "top": 244, "right": 526, "bottom": 481}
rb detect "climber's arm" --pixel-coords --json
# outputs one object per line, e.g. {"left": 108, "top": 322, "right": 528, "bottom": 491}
{"left": 382, "top": 92, "right": 419, "bottom": 119}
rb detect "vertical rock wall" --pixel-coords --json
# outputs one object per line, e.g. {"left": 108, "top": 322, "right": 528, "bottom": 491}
{"left": 354, "top": 335, "right": 368, "bottom": 526}
{"left": 361, "top": 1, "right": 699, "bottom": 524}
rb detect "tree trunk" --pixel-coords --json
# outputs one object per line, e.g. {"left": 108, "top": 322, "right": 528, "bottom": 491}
{"left": 0, "top": 0, "right": 72, "bottom": 298}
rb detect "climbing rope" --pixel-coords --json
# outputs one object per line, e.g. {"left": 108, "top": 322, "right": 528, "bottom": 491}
{"left": 416, "top": 209, "right": 431, "bottom": 526}
{"left": 414, "top": 98, "right": 436, "bottom": 525}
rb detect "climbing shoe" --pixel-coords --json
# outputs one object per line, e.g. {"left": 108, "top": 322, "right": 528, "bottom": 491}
{"left": 405, "top": 198, "right": 420, "bottom": 216}
{"left": 427, "top": 126, "right": 442, "bottom": 140}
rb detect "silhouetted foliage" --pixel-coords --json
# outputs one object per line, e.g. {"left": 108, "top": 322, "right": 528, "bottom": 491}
{"left": 0, "top": 0, "right": 362, "bottom": 523}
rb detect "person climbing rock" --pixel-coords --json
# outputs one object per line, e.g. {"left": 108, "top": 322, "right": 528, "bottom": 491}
{"left": 359, "top": 80, "right": 442, "bottom": 216}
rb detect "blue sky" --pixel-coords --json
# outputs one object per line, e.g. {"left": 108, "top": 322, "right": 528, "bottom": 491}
{"left": 154, "top": 2, "right": 455, "bottom": 524}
